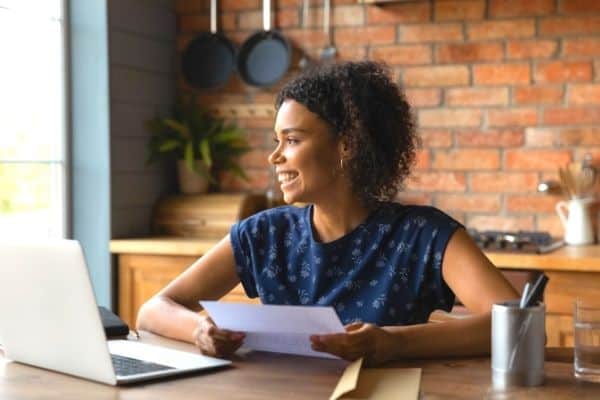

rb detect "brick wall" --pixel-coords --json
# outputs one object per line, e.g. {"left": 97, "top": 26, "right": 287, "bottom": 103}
{"left": 175, "top": 0, "right": 600, "bottom": 236}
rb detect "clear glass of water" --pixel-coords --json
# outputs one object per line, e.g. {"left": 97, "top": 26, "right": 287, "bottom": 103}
{"left": 574, "top": 299, "right": 600, "bottom": 382}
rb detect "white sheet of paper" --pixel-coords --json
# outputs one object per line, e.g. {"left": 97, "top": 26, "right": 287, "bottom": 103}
{"left": 200, "top": 302, "right": 345, "bottom": 358}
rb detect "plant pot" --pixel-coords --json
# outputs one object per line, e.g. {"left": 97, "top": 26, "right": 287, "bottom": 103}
{"left": 177, "top": 160, "right": 210, "bottom": 194}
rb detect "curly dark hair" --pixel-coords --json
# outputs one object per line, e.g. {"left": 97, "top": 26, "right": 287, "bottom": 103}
{"left": 275, "top": 61, "right": 419, "bottom": 208}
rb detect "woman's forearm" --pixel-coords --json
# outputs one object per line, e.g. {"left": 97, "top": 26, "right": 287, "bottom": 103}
{"left": 384, "top": 312, "right": 491, "bottom": 360}
{"left": 136, "top": 296, "right": 201, "bottom": 344}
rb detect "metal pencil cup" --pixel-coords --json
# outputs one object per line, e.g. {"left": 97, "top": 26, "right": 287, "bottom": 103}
{"left": 492, "top": 300, "right": 545, "bottom": 389}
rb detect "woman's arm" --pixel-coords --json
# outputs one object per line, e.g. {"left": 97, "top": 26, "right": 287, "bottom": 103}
{"left": 311, "top": 228, "right": 519, "bottom": 363}
{"left": 136, "top": 234, "right": 241, "bottom": 344}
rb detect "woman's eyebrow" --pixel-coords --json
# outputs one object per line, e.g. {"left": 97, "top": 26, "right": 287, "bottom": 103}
{"left": 277, "top": 127, "right": 308, "bottom": 136}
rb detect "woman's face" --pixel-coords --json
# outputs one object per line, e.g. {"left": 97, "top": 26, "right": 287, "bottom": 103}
{"left": 269, "top": 99, "right": 344, "bottom": 205}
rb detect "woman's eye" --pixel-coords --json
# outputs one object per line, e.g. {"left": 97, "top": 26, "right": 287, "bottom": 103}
{"left": 287, "top": 138, "right": 298, "bottom": 145}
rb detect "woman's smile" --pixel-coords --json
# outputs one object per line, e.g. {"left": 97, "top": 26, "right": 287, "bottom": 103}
{"left": 277, "top": 171, "right": 299, "bottom": 190}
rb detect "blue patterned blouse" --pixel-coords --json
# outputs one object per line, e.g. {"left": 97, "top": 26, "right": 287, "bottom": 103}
{"left": 230, "top": 203, "right": 462, "bottom": 326}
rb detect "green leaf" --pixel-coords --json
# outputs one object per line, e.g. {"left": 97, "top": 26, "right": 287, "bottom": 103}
{"left": 164, "top": 118, "right": 190, "bottom": 138}
{"left": 199, "top": 139, "right": 212, "bottom": 169}
{"left": 184, "top": 142, "right": 195, "bottom": 172}
{"left": 158, "top": 139, "right": 181, "bottom": 152}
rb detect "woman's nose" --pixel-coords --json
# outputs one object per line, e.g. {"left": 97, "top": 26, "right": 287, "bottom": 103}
{"left": 268, "top": 146, "right": 284, "bottom": 165}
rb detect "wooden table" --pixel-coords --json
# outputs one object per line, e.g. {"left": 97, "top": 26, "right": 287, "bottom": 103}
{"left": 1, "top": 332, "right": 599, "bottom": 399}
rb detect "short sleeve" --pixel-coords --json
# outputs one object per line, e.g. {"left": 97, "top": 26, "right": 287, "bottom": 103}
{"left": 418, "top": 209, "right": 463, "bottom": 314}
{"left": 230, "top": 218, "right": 259, "bottom": 298}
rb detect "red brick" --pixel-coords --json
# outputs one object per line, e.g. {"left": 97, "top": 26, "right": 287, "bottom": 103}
{"left": 506, "top": 39, "right": 558, "bottom": 59}
{"left": 334, "top": 46, "right": 368, "bottom": 61}
{"left": 222, "top": 0, "right": 259, "bottom": 10}
{"left": 284, "top": 29, "right": 328, "bottom": 48}
{"left": 275, "top": 8, "right": 300, "bottom": 28}
{"left": 406, "top": 172, "right": 466, "bottom": 192}
{"left": 434, "top": 0, "right": 485, "bottom": 21}
{"left": 238, "top": 10, "right": 261, "bottom": 30}
{"left": 455, "top": 130, "right": 524, "bottom": 147}
{"left": 414, "top": 150, "right": 430, "bottom": 170}
{"left": 470, "top": 172, "right": 539, "bottom": 192}
{"left": 419, "top": 109, "right": 482, "bottom": 128}
{"left": 543, "top": 107, "right": 600, "bottom": 125}
{"left": 305, "top": 6, "right": 365, "bottom": 27}
{"left": 568, "top": 84, "right": 600, "bottom": 105}
{"left": 467, "top": 20, "right": 535, "bottom": 40}
{"left": 333, "top": 6, "right": 365, "bottom": 26}
{"left": 241, "top": 129, "right": 268, "bottom": 148}
{"left": 506, "top": 195, "right": 559, "bottom": 213}
{"left": 560, "top": 0, "right": 600, "bottom": 14}
{"left": 535, "top": 61, "right": 592, "bottom": 83}
{"left": 467, "top": 216, "right": 535, "bottom": 231}
{"left": 219, "top": 168, "right": 269, "bottom": 191}
{"left": 371, "top": 45, "right": 432, "bottom": 66}
{"left": 277, "top": 0, "right": 302, "bottom": 7}
{"left": 481, "top": 92, "right": 549, "bottom": 122}
{"left": 334, "top": 26, "right": 396, "bottom": 46}
{"left": 436, "top": 42, "right": 504, "bottom": 64}
{"left": 420, "top": 130, "right": 453, "bottom": 147}
{"left": 433, "top": 149, "right": 500, "bottom": 170}
{"left": 524, "top": 128, "right": 557, "bottom": 147}
{"left": 239, "top": 149, "right": 271, "bottom": 169}
{"left": 563, "top": 37, "right": 600, "bottom": 57}
{"left": 513, "top": 85, "right": 564, "bottom": 105}
{"left": 403, "top": 65, "right": 470, "bottom": 87}
{"left": 395, "top": 192, "right": 433, "bottom": 206}
{"left": 236, "top": 117, "right": 274, "bottom": 129}
{"left": 539, "top": 17, "right": 600, "bottom": 35}
{"left": 558, "top": 127, "right": 600, "bottom": 145}
{"left": 506, "top": 150, "right": 572, "bottom": 170}
{"left": 405, "top": 88, "right": 442, "bottom": 107}
{"left": 367, "top": 2, "right": 431, "bottom": 24}
{"left": 436, "top": 194, "right": 501, "bottom": 213}
{"left": 446, "top": 87, "right": 508, "bottom": 106}
{"left": 473, "top": 64, "right": 530, "bottom": 85}
{"left": 537, "top": 215, "right": 564, "bottom": 239}
{"left": 399, "top": 23, "right": 463, "bottom": 43}
{"left": 489, "top": 0, "right": 556, "bottom": 17}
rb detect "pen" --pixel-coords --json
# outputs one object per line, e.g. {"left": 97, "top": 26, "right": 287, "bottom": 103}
{"left": 519, "top": 282, "right": 531, "bottom": 309}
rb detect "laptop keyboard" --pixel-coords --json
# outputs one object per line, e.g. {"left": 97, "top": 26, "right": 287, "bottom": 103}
{"left": 111, "top": 353, "right": 174, "bottom": 376}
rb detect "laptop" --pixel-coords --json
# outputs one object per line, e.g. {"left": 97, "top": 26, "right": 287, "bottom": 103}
{"left": 0, "top": 240, "right": 231, "bottom": 385}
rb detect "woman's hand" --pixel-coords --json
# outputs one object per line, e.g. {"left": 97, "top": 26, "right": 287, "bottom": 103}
{"left": 309, "top": 322, "right": 392, "bottom": 365}
{"left": 192, "top": 315, "right": 245, "bottom": 358}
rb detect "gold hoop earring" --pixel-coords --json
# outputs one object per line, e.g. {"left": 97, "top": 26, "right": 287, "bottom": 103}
{"left": 340, "top": 158, "right": 344, "bottom": 170}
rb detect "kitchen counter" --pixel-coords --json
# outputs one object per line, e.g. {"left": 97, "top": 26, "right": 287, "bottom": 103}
{"left": 110, "top": 237, "right": 220, "bottom": 257}
{"left": 110, "top": 237, "right": 600, "bottom": 273}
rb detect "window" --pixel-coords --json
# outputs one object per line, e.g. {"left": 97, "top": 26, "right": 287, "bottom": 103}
{"left": 0, "top": 0, "right": 67, "bottom": 238}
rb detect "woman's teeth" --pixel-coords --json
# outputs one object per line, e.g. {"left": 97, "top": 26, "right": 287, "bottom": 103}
{"left": 278, "top": 172, "right": 298, "bottom": 183}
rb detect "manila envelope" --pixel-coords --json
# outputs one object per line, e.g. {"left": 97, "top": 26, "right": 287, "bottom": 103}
{"left": 330, "top": 358, "right": 421, "bottom": 400}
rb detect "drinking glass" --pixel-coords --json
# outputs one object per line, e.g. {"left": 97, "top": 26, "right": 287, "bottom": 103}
{"left": 574, "top": 299, "right": 600, "bottom": 382}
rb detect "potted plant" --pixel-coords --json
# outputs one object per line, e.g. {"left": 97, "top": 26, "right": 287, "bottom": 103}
{"left": 146, "top": 96, "right": 250, "bottom": 194}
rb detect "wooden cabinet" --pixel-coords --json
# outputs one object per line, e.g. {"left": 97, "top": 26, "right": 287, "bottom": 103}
{"left": 117, "top": 253, "right": 258, "bottom": 328}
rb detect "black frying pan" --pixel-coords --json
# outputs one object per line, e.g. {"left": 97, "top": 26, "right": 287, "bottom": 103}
{"left": 238, "top": 0, "right": 291, "bottom": 87}
{"left": 182, "top": 0, "right": 236, "bottom": 89}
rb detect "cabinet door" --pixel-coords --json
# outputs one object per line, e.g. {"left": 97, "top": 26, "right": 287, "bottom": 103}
{"left": 118, "top": 254, "right": 258, "bottom": 328}
{"left": 546, "top": 314, "right": 574, "bottom": 347}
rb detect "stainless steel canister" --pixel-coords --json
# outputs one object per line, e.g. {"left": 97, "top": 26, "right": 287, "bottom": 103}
{"left": 491, "top": 300, "right": 545, "bottom": 389}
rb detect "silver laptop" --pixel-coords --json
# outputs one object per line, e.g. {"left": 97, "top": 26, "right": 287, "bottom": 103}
{"left": 0, "top": 239, "right": 230, "bottom": 385}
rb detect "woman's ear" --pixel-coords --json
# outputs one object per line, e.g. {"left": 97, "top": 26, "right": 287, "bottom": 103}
{"left": 338, "top": 138, "right": 351, "bottom": 159}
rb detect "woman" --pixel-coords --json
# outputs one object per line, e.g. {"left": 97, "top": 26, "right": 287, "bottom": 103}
{"left": 137, "top": 61, "right": 518, "bottom": 365}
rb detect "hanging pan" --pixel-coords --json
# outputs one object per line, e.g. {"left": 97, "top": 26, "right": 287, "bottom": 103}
{"left": 181, "top": 0, "right": 236, "bottom": 89}
{"left": 237, "top": 0, "right": 291, "bottom": 87}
